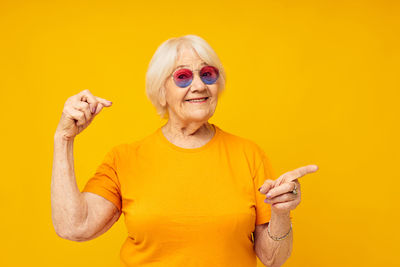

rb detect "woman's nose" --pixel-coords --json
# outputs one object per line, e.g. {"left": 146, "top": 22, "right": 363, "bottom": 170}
{"left": 190, "top": 74, "right": 207, "bottom": 92}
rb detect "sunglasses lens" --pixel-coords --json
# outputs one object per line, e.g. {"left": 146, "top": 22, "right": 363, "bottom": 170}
{"left": 173, "top": 69, "right": 193, "bottom": 88}
{"left": 200, "top": 66, "right": 219, "bottom": 85}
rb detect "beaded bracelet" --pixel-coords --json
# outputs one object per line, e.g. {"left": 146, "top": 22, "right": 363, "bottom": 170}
{"left": 267, "top": 222, "right": 292, "bottom": 241}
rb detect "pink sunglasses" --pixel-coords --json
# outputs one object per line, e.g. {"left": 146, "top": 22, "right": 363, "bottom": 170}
{"left": 171, "top": 65, "right": 219, "bottom": 88}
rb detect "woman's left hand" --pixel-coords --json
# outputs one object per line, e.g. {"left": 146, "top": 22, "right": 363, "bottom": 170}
{"left": 258, "top": 164, "right": 319, "bottom": 215}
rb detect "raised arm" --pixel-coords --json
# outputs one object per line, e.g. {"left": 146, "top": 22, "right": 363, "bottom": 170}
{"left": 51, "top": 89, "right": 119, "bottom": 242}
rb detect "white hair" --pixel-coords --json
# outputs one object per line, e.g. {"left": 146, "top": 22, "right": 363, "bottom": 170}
{"left": 145, "top": 34, "right": 227, "bottom": 119}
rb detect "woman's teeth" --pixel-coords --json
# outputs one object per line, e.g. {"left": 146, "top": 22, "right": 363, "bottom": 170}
{"left": 186, "top": 97, "right": 208, "bottom": 102}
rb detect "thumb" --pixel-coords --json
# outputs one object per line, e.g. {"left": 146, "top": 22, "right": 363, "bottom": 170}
{"left": 93, "top": 98, "right": 112, "bottom": 115}
{"left": 94, "top": 103, "right": 103, "bottom": 115}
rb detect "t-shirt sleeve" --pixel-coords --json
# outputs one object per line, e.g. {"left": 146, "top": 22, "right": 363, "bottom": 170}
{"left": 253, "top": 148, "right": 275, "bottom": 225}
{"left": 82, "top": 147, "right": 122, "bottom": 212}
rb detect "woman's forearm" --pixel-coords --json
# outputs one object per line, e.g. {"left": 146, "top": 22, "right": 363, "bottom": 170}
{"left": 255, "top": 211, "right": 293, "bottom": 267}
{"left": 51, "top": 133, "right": 88, "bottom": 238}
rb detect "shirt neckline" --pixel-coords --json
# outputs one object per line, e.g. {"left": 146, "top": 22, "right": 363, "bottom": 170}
{"left": 156, "top": 124, "right": 221, "bottom": 153}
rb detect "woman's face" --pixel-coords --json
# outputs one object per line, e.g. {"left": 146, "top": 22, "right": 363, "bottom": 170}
{"left": 162, "top": 45, "right": 219, "bottom": 123}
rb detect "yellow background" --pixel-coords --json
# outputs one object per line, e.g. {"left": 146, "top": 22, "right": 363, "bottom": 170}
{"left": 0, "top": 0, "right": 398, "bottom": 266}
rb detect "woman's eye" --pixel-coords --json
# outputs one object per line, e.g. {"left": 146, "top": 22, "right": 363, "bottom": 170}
{"left": 202, "top": 72, "right": 210, "bottom": 77}
{"left": 178, "top": 74, "right": 187, "bottom": 79}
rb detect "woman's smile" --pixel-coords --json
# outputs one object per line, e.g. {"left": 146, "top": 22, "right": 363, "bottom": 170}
{"left": 184, "top": 96, "right": 209, "bottom": 103}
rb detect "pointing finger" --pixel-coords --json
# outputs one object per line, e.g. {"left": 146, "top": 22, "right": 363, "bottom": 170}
{"left": 288, "top": 165, "right": 318, "bottom": 182}
{"left": 276, "top": 164, "right": 319, "bottom": 186}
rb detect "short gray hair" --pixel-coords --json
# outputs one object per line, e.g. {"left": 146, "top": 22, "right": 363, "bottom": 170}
{"left": 145, "top": 34, "right": 227, "bottom": 119}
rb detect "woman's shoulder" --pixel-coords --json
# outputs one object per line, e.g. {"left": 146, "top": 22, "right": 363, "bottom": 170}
{"left": 217, "top": 126, "right": 266, "bottom": 155}
{"left": 217, "top": 127, "right": 270, "bottom": 174}
{"left": 218, "top": 127, "right": 262, "bottom": 148}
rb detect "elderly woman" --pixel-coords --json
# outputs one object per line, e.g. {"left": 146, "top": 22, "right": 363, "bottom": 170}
{"left": 51, "top": 34, "right": 318, "bottom": 267}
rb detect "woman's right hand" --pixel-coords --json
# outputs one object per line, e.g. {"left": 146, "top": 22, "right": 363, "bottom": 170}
{"left": 55, "top": 89, "right": 112, "bottom": 141}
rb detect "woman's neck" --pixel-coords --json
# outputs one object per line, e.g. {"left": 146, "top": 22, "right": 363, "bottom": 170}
{"left": 161, "top": 119, "right": 215, "bottom": 148}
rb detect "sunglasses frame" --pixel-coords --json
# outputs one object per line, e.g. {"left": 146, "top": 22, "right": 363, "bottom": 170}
{"left": 170, "top": 65, "right": 220, "bottom": 88}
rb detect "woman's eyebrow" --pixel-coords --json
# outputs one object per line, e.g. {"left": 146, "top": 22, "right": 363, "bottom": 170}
{"left": 175, "top": 62, "right": 208, "bottom": 69}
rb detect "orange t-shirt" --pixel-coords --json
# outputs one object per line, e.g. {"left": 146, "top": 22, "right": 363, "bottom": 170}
{"left": 82, "top": 124, "right": 275, "bottom": 266}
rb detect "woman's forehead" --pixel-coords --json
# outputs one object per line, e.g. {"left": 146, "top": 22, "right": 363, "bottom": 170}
{"left": 176, "top": 46, "right": 206, "bottom": 65}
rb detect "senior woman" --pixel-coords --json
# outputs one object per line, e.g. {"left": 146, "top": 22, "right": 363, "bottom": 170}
{"left": 51, "top": 34, "right": 318, "bottom": 267}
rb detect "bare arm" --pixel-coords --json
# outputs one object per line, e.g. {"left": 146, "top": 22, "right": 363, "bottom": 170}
{"left": 254, "top": 165, "right": 318, "bottom": 266}
{"left": 254, "top": 212, "right": 293, "bottom": 267}
{"left": 51, "top": 134, "right": 121, "bottom": 241}
{"left": 51, "top": 89, "right": 117, "bottom": 241}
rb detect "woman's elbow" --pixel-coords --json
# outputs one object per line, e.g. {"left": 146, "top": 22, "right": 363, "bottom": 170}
{"left": 53, "top": 223, "right": 91, "bottom": 242}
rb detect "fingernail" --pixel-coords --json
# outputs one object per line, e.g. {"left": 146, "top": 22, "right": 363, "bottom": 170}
{"left": 266, "top": 193, "right": 271, "bottom": 199}
{"left": 258, "top": 187, "right": 262, "bottom": 192}
{"left": 91, "top": 106, "right": 95, "bottom": 113}
{"left": 264, "top": 199, "right": 269, "bottom": 203}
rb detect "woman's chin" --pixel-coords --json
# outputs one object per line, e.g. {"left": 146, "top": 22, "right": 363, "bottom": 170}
{"left": 184, "top": 110, "right": 212, "bottom": 122}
